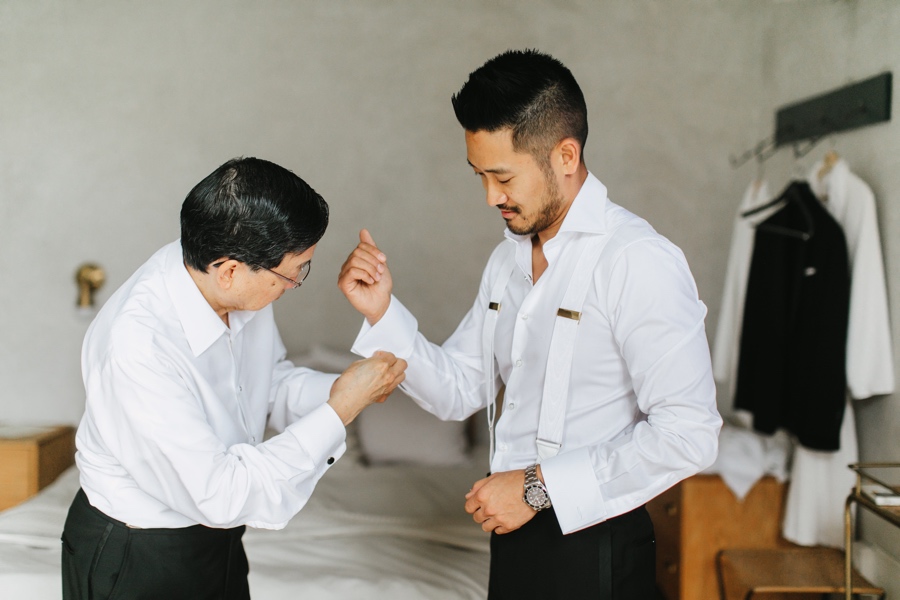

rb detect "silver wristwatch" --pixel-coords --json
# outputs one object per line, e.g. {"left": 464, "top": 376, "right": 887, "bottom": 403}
{"left": 523, "top": 464, "right": 552, "bottom": 511}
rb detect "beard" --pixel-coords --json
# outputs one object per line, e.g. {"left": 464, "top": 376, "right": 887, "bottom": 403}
{"left": 503, "top": 168, "right": 565, "bottom": 236}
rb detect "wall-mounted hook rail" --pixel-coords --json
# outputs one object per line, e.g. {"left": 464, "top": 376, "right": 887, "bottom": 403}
{"left": 729, "top": 135, "right": 778, "bottom": 169}
{"left": 775, "top": 72, "right": 891, "bottom": 145}
{"left": 729, "top": 72, "right": 891, "bottom": 169}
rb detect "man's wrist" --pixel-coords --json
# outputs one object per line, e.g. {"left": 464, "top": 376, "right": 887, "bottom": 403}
{"left": 523, "top": 464, "right": 552, "bottom": 511}
{"left": 365, "top": 304, "right": 389, "bottom": 326}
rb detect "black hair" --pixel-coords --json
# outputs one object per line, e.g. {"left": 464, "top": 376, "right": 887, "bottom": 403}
{"left": 451, "top": 49, "right": 588, "bottom": 164}
{"left": 180, "top": 157, "right": 329, "bottom": 272}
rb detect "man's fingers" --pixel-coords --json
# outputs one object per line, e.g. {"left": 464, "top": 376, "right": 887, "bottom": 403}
{"left": 342, "top": 253, "right": 384, "bottom": 282}
{"left": 465, "top": 476, "right": 491, "bottom": 499}
{"left": 341, "top": 262, "right": 380, "bottom": 286}
{"left": 391, "top": 359, "right": 408, "bottom": 376}
{"left": 360, "top": 228, "right": 377, "bottom": 248}
{"left": 352, "top": 245, "right": 386, "bottom": 269}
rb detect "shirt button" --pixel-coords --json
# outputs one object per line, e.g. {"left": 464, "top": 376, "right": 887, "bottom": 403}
{"left": 521, "top": 314, "right": 529, "bottom": 320}
{"left": 515, "top": 359, "right": 523, "bottom": 367}
{"left": 327, "top": 457, "right": 335, "bottom": 465}
{"left": 238, "top": 385, "right": 243, "bottom": 392}
{"left": 508, "top": 402, "right": 516, "bottom": 410}
{"left": 499, "top": 444, "right": 508, "bottom": 452}
{"left": 250, "top": 436, "right": 256, "bottom": 443}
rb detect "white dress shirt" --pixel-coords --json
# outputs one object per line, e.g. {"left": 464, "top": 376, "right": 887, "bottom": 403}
{"left": 353, "top": 173, "right": 721, "bottom": 534}
{"left": 77, "top": 241, "right": 346, "bottom": 530}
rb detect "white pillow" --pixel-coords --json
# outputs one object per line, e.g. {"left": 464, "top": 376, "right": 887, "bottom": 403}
{"left": 355, "top": 388, "right": 470, "bottom": 466}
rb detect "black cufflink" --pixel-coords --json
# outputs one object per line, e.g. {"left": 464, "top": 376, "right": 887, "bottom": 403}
{"left": 327, "top": 457, "right": 335, "bottom": 465}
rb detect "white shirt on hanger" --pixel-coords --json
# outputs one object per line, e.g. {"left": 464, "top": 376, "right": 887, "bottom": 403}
{"left": 77, "top": 241, "right": 346, "bottom": 530}
{"left": 808, "top": 157, "right": 895, "bottom": 398}
{"left": 352, "top": 173, "right": 721, "bottom": 534}
{"left": 712, "top": 179, "right": 773, "bottom": 417}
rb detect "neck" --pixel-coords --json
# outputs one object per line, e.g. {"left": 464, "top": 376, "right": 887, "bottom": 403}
{"left": 534, "top": 165, "right": 589, "bottom": 246}
{"left": 186, "top": 263, "right": 230, "bottom": 325}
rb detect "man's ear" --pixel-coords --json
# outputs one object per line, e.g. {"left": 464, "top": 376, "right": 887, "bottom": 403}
{"left": 213, "top": 259, "right": 239, "bottom": 290}
{"left": 554, "top": 138, "right": 582, "bottom": 175}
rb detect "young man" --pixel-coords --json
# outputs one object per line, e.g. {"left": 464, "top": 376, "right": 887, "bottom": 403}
{"left": 63, "top": 157, "right": 406, "bottom": 600}
{"left": 339, "top": 50, "right": 721, "bottom": 598}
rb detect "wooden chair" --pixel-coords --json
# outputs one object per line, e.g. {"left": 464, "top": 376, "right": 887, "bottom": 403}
{"left": 716, "top": 547, "right": 884, "bottom": 600}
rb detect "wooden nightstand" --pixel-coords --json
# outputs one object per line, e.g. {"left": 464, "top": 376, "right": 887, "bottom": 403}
{"left": 647, "top": 474, "right": 792, "bottom": 600}
{"left": 0, "top": 425, "right": 76, "bottom": 511}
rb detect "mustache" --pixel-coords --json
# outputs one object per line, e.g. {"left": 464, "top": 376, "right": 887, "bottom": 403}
{"left": 497, "top": 204, "right": 521, "bottom": 214}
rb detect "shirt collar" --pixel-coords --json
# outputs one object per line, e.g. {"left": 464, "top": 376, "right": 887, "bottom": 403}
{"left": 163, "top": 241, "right": 255, "bottom": 356}
{"left": 503, "top": 170, "right": 609, "bottom": 246}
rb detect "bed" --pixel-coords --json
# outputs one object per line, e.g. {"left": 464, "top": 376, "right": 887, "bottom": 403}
{"left": 0, "top": 346, "right": 492, "bottom": 599}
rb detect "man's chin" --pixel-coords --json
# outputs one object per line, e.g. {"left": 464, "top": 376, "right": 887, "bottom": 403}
{"left": 505, "top": 222, "right": 533, "bottom": 236}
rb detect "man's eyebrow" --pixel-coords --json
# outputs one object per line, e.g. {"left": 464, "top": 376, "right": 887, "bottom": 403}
{"left": 466, "top": 160, "right": 512, "bottom": 175}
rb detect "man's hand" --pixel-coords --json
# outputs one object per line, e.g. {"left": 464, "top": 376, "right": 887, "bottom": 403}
{"left": 327, "top": 351, "right": 407, "bottom": 425}
{"left": 464, "top": 469, "right": 538, "bottom": 535}
{"left": 338, "top": 229, "right": 392, "bottom": 325}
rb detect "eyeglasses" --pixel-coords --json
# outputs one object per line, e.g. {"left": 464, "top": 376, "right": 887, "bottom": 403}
{"left": 211, "top": 260, "right": 312, "bottom": 289}
{"left": 260, "top": 261, "right": 311, "bottom": 289}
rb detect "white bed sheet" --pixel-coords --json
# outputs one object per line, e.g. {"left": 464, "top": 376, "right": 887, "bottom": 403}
{"left": 0, "top": 452, "right": 490, "bottom": 599}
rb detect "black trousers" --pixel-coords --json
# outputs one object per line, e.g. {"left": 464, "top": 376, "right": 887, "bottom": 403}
{"left": 61, "top": 489, "right": 250, "bottom": 600}
{"left": 488, "top": 505, "right": 660, "bottom": 600}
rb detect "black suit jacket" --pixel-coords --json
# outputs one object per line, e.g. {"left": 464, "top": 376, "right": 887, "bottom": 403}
{"left": 735, "top": 181, "right": 850, "bottom": 451}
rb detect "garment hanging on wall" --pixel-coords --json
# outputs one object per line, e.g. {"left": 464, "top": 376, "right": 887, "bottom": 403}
{"left": 806, "top": 157, "right": 895, "bottom": 397}
{"left": 712, "top": 180, "right": 773, "bottom": 417}
{"left": 734, "top": 180, "right": 851, "bottom": 451}
{"left": 782, "top": 157, "right": 896, "bottom": 548}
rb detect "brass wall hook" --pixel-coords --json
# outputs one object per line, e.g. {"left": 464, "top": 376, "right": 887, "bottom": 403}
{"left": 75, "top": 263, "right": 106, "bottom": 308}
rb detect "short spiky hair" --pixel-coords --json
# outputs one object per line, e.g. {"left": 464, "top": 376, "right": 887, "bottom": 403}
{"left": 180, "top": 157, "right": 329, "bottom": 272}
{"left": 451, "top": 49, "right": 588, "bottom": 164}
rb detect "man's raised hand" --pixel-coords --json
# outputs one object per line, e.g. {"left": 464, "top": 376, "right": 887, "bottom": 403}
{"left": 338, "top": 229, "right": 393, "bottom": 324}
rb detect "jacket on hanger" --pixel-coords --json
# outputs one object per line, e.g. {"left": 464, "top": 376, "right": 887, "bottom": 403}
{"left": 734, "top": 181, "right": 850, "bottom": 451}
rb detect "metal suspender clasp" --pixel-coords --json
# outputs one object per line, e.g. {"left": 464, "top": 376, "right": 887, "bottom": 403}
{"left": 556, "top": 308, "right": 581, "bottom": 321}
{"left": 489, "top": 302, "right": 501, "bottom": 311}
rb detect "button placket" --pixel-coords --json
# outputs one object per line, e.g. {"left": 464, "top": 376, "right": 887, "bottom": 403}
{"left": 228, "top": 334, "right": 253, "bottom": 442}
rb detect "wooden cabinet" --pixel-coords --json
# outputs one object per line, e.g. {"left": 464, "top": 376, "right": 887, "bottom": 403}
{"left": 647, "top": 474, "right": 794, "bottom": 600}
{"left": 0, "top": 425, "right": 75, "bottom": 511}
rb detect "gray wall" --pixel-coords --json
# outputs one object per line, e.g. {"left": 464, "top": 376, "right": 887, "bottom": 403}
{"left": 2, "top": 0, "right": 898, "bottom": 589}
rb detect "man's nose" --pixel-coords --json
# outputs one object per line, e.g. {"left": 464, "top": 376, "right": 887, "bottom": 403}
{"left": 485, "top": 182, "right": 507, "bottom": 207}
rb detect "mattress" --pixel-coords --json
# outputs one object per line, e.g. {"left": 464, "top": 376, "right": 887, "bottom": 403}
{"left": 0, "top": 452, "right": 491, "bottom": 599}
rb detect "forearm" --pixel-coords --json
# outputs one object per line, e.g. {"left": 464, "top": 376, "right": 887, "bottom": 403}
{"left": 352, "top": 295, "right": 489, "bottom": 421}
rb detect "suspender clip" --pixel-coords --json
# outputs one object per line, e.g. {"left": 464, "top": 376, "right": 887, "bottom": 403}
{"left": 557, "top": 308, "right": 581, "bottom": 321}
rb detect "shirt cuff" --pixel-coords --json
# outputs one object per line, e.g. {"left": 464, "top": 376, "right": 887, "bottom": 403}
{"left": 299, "top": 371, "right": 340, "bottom": 410}
{"left": 540, "top": 447, "right": 608, "bottom": 534}
{"left": 351, "top": 295, "right": 418, "bottom": 359}
{"left": 284, "top": 402, "right": 346, "bottom": 472}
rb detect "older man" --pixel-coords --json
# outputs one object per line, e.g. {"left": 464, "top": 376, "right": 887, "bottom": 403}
{"left": 63, "top": 157, "right": 406, "bottom": 599}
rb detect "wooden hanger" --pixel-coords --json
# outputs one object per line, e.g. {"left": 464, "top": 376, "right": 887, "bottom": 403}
{"left": 817, "top": 149, "right": 840, "bottom": 181}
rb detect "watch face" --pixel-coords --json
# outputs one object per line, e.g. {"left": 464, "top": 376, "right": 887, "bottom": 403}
{"left": 525, "top": 485, "right": 548, "bottom": 508}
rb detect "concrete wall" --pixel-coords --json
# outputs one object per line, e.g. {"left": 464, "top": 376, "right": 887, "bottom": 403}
{"left": 1, "top": 0, "right": 898, "bottom": 591}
